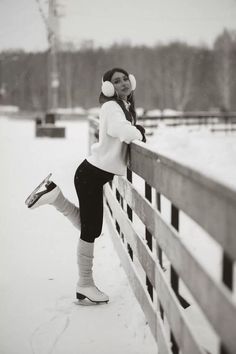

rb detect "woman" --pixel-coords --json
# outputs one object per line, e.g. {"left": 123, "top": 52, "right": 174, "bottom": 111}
{"left": 25, "top": 67, "right": 146, "bottom": 304}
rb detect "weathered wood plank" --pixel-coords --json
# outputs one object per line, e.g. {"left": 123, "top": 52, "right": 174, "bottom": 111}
{"left": 128, "top": 141, "right": 236, "bottom": 261}
{"left": 112, "top": 177, "right": 236, "bottom": 354}
{"left": 110, "top": 179, "right": 213, "bottom": 353}
{"left": 155, "top": 262, "right": 205, "bottom": 354}
{"left": 36, "top": 125, "right": 65, "bottom": 137}
{"left": 104, "top": 205, "right": 172, "bottom": 354}
{"left": 113, "top": 176, "right": 156, "bottom": 233}
{"left": 104, "top": 184, "right": 156, "bottom": 288}
{"left": 154, "top": 215, "right": 236, "bottom": 354}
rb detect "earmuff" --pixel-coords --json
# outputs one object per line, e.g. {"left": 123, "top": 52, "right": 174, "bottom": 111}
{"left": 101, "top": 74, "right": 136, "bottom": 97}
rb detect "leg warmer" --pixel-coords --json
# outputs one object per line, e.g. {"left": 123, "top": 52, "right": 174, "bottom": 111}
{"left": 77, "top": 239, "right": 95, "bottom": 287}
{"left": 51, "top": 189, "right": 81, "bottom": 230}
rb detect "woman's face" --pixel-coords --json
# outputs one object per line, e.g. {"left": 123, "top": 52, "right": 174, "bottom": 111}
{"left": 111, "top": 71, "right": 132, "bottom": 99}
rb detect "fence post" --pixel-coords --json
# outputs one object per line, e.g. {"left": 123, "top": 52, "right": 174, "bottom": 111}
{"left": 126, "top": 168, "right": 133, "bottom": 260}
{"left": 145, "top": 182, "right": 153, "bottom": 300}
{"left": 155, "top": 191, "right": 164, "bottom": 319}
{"left": 156, "top": 192, "right": 163, "bottom": 269}
{"left": 171, "top": 204, "right": 190, "bottom": 309}
{"left": 220, "top": 252, "right": 234, "bottom": 354}
{"left": 222, "top": 252, "right": 233, "bottom": 291}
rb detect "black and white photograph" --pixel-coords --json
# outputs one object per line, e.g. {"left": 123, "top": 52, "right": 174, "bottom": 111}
{"left": 0, "top": 1, "right": 236, "bottom": 353}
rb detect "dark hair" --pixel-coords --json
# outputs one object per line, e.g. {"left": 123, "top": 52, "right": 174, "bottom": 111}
{"left": 99, "top": 67, "right": 137, "bottom": 124}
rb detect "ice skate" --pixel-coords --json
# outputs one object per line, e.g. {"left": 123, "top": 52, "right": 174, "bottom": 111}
{"left": 25, "top": 174, "right": 60, "bottom": 209}
{"left": 76, "top": 285, "right": 109, "bottom": 304}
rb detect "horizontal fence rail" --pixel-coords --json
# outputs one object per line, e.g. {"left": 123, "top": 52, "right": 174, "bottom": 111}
{"left": 89, "top": 117, "right": 236, "bottom": 354}
{"left": 137, "top": 112, "right": 236, "bottom": 135}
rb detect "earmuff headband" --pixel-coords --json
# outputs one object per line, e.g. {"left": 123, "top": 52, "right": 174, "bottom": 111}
{"left": 101, "top": 73, "right": 136, "bottom": 97}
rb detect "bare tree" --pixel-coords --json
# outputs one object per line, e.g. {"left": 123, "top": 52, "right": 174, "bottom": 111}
{"left": 214, "top": 29, "right": 235, "bottom": 111}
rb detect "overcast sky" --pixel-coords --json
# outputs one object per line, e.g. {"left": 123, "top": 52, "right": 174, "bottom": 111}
{"left": 0, "top": 0, "right": 236, "bottom": 51}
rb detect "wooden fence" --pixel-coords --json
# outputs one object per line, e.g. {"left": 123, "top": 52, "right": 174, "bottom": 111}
{"left": 137, "top": 112, "right": 236, "bottom": 135}
{"left": 89, "top": 117, "right": 236, "bottom": 354}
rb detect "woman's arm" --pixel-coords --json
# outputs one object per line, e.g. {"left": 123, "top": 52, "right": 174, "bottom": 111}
{"left": 105, "top": 103, "right": 143, "bottom": 143}
{"left": 134, "top": 124, "right": 146, "bottom": 142}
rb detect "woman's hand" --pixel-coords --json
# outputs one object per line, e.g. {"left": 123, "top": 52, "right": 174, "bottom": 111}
{"left": 135, "top": 124, "right": 146, "bottom": 143}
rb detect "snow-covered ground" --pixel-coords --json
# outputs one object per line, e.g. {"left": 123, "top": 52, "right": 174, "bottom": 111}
{"left": 1, "top": 116, "right": 235, "bottom": 354}
{"left": 149, "top": 125, "right": 236, "bottom": 192}
{"left": 0, "top": 116, "right": 156, "bottom": 354}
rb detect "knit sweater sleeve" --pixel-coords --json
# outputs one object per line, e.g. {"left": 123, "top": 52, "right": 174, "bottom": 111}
{"left": 105, "top": 102, "right": 142, "bottom": 143}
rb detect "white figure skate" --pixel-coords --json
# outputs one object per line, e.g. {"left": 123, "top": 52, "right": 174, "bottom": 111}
{"left": 76, "top": 285, "right": 109, "bottom": 305}
{"left": 25, "top": 174, "right": 59, "bottom": 209}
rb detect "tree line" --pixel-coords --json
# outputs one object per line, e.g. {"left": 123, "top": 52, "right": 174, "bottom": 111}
{"left": 0, "top": 29, "right": 235, "bottom": 112}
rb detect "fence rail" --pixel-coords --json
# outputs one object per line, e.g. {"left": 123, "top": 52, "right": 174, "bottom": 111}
{"left": 137, "top": 112, "right": 236, "bottom": 135}
{"left": 89, "top": 117, "right": 236, "bottom": 354}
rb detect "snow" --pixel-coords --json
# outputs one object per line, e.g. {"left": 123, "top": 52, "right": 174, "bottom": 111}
{"left": 162, "top": 109, "right": 182, "bottom": 116}
{"left": 149, "top": 125, "right": 236, "bottom": 192}
{"left": 87, "top": 107, "right": 100, "bottom": 117}
{"left": 0, "top": 105, "right": 19, "bottom": 113}
{"left": 0, "top": 116, "right": 156, "bottom": 354}
{"left": 145, "top": 109, "right": 162, "bottom": 117}
{"left": 55, "top": 107, "right": 86, "bottom": 115}
{"left": 1, "top": 116, "right": 235, "bottom": 354}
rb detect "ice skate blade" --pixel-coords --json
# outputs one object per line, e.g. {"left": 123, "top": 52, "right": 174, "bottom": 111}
{"left": 76, "top": 298, "right": 109, "bottom": 306}
{"left": 76, "top": 292, "right": 109, "bottom": 305}
{"left": 26, "top": 183, "right": 58, "bottom": 209}
{"left": 25, "top": 173, "right": 52, "bottom": 206}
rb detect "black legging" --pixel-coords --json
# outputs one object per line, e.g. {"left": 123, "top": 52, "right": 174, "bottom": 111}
{"left": 74, "top": 159, "right": 114, "bottom": 243}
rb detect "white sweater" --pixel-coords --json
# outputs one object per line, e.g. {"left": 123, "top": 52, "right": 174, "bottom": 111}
{"left": 87, "top": 101, "right": 143, "bottom": 175}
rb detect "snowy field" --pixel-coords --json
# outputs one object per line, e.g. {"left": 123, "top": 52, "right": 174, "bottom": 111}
{"left": 0, "top": 116, "right": 156, "bottom": 354}
{"left": 0, "top": 115, "right": 235, "bottom": 354}
{"left": 149, "top": 125, "right": 236, "bottom": 192}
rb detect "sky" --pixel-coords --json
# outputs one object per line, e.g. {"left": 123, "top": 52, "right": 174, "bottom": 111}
{"left": 0, "top": 0, "right": 236, "bottom": 51}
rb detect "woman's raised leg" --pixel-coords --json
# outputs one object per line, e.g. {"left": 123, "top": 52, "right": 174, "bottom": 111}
{"left": 25, "top": 178, "right": 81, "bottom": 230}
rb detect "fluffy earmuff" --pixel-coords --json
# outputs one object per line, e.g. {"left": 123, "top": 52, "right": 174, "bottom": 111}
{"left": 101, "top": 81, "right": 115, "bottom": 97}
{"left": 129, "top": 74, "right": 136, "bottom": 91}
{"left": 101, "top": 74, "right": 136, "bottom": 97}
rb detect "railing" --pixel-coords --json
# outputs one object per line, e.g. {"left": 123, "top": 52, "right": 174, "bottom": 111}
{"left": 137, "top": 112, "right": 236, "bottom": 135}
{"left": 89, "top": 117, "right": 236, "bottom": 354}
